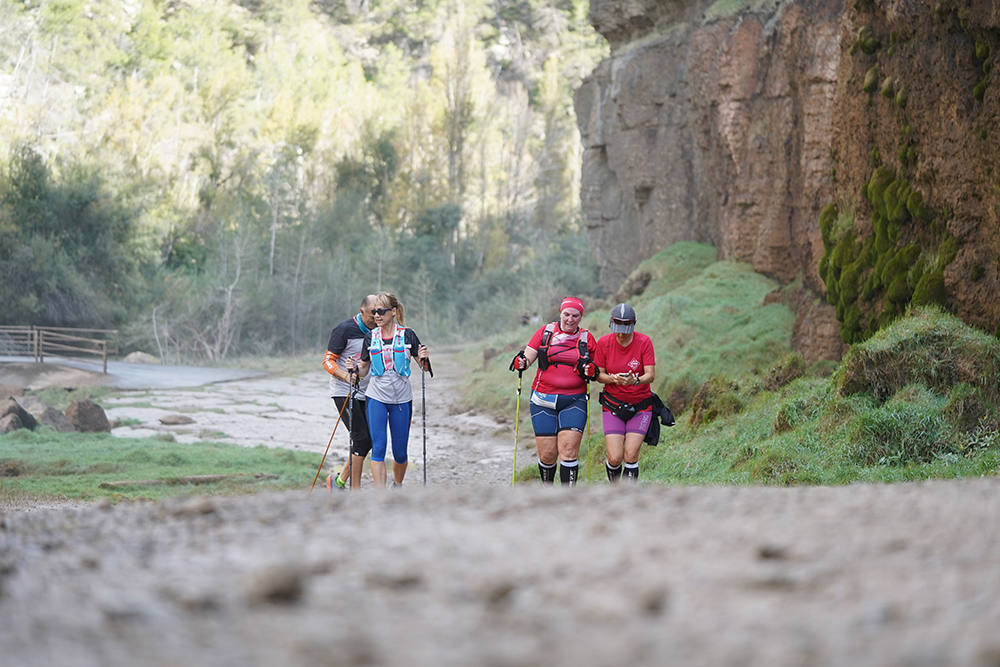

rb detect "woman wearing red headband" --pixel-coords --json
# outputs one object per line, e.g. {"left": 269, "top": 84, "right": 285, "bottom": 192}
{"left": 510, "top": 297, "right": 599, "bottom": 485}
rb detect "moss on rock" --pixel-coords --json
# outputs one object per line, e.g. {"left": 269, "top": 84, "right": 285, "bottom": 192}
{"left": 862, "top": 65, "right": 879, "bottom": 93}
{"left": 819, "top": 165, "right": 956, "bottom": 344}
{"left": 912, "top": 269, "right": 947, "bottom": 306}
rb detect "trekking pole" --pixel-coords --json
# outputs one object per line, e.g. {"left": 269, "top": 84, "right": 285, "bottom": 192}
{"left": 347, "top": 367, "right": 356, "bottom": 490}
{"left": 421, "top": 360, "right": 427, "bottom": 486}
{"left": 310, "top": 392, "right": 350, "bottom": 491}
{"left": 585, "top": 384, "right": 592, "bottom": 483}
{"left": 511, "top": 369, "right": 523, "bottom": 486}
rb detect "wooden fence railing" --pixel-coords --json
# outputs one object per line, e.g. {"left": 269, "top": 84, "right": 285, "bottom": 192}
{"left": 0, "top": 326, "right": 119, "bottom": 374}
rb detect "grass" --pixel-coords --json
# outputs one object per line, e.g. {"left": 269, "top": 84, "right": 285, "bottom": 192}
{"left": 458, "top": 242, "right": 795, "bottom": 418}
{"left": 462, "top": 242, "right": 1000, "bottom": 487}
{"left": 8, "top": 243, "right": 1000, "bottom": 498}
{"left": 0, "top": 430, "right": 318, "bottom": 502}
{"left": 29, "top": 385, "right": 117, "bottom": 410}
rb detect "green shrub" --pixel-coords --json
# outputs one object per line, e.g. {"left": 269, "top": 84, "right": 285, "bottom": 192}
{"left": 846, "top": 402, "right": 952, "bottom": 465}
{"left": 746, "top": 448, "right": 800, "bottom": 483}
{"left": 689, "top": 376, "right": 745, "bottom": 426}
{"left": 764, "top": 352, "right": 807, "bottom": 391}
{"left": 944, "top": 383, "right": 992, "bottom": 432}
{"left": 772, "top": 391, "right": 819, "bottom": 433}
{"left": 663, "top": 372, "right": 701, "bottom": 416}
{"left": 836, "top": 307, "right": 1000, "bottom": 402}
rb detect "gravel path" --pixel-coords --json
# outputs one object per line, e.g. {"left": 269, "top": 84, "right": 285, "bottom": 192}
{"left": 2, "top": 480, "right": 1000, "bottom": 666}
{"left": 3, "top": 355, "right": 1000, "bottom": 665}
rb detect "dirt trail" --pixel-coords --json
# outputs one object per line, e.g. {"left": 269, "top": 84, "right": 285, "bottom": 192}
{"left": 103, "top": 349, "right": 521, "bottom": 486}
{"left": 3, "top": 481, "right": 1000, "bottom": 666}
{"left": 4, "top": 355, "right": 1000, "bottom": 665}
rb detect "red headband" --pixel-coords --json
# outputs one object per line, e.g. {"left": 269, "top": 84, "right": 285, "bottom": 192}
{"left": 560, "top": 297, "right": 584, "bottom": 315}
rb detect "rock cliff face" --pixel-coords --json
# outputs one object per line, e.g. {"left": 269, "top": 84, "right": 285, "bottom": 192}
{"left": 577, "top": 0, "right": 1000, "bottom": 359}
{"left": 576, "top": 0, "right": 846, "bottom": 360}
{"left": 829, "top": 1, "right": 1000, "bottom": 340}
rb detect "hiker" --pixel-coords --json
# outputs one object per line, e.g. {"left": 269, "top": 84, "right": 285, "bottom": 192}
{"left": 509, "top": 296, "right": 599, "bottom": 485}
{"left": 353, "top": 292, "right": 430, "bottom": 488}
{"left": 322, "top": 294, "right": 378, "bottom": 490}
{"left": 593, "top": 303, "right": 656, "bottom": 482}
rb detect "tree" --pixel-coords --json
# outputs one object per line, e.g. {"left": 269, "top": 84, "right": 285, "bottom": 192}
{"left": 0, "top": 146, "right": 145, "bottom": 326}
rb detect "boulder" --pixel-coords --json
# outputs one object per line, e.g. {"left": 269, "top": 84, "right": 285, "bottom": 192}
{"left": 159, "top": 414, "right": 195, "bottom": 425}
{"left": 65, "top": 399, "right": 111, "bottom": 433}
{"left": 0, "top": 412, "right": 24, "bottom": 434}
{"left": 13, "top": 395, "right": 47, "bottom": 417}
{"left": 38, "top": 406, "right": 76, "bottom": 432}
{"left": 123, "top": 351, "right": 160, "bottom": 364}
{"left": 2, "top": 397, "right": 37, "bottom": 431}
{"left": 12, "top": 395, "right": 76, "bottom": 432}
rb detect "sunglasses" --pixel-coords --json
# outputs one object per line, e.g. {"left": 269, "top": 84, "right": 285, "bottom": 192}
{"left": 611, "top": 318, "right": 635, "bottom": 325}
{"left": 373, "top": 307, "right": 394, "bottom": 316}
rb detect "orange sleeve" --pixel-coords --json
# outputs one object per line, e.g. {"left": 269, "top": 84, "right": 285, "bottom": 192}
{"left": 323, "top": 350, "right": 340, "bottom": 377}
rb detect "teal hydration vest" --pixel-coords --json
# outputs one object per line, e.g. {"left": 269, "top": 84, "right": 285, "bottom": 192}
{"left": 369, "top": 326, "right": 410, "bottom": 377}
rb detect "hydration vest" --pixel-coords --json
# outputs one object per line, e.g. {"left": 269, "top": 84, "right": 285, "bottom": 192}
{"left": 536, "top": 322, "right": 590, "bottom": 371}
{"left": 354, "top": 313, "right": 372, "bottom": 335}
{"left": 369, "top": 326, "right": 410, "bottom": 377}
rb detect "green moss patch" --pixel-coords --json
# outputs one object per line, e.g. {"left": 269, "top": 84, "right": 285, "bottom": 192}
{"left": 819, "top": 165, "right": 958, "bottom": 343}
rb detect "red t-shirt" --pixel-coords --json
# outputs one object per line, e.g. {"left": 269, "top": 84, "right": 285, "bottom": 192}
{"left": 526, "top": 323, "right": 598, "bottom": 395}
{"left": 594, "top": 332, "right": 656, "bottom": 406}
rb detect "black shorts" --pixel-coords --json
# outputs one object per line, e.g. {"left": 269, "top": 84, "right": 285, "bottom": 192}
{"left": 333, "top": 395, "right": 373, "bottom": 457}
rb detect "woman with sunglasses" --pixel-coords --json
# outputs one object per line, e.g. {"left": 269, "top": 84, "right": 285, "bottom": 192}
{"left": 352, "top": 292, "right": 430, "bottom": 488}
{"left": 509, "top": 296, "right": 599, "bottom": 485}
{"left": 593, "top": 303, "right": 656, "bottom": 482}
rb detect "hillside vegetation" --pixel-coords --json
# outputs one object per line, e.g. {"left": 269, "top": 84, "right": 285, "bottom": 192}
{"left": 460, "top": 242, "right": 1000, "bottom": 485}
{"left": 0, "top": 0, "right": 607, "bottom": 357}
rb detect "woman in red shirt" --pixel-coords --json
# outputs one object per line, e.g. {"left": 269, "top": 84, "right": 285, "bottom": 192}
{"left": 593, "top": 303, "right": 656, "bottom": 482}
{"left": 510, "top": 297, "right": 599, "bottom": 485}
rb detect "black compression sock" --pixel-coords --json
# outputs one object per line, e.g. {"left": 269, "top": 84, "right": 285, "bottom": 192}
{"left": 538, "top": 461, "right": 556, "bottom": 484}
{"left": 606, "top": 460, "right": 623, "bottom": 483}
{"left": 624, "top": 461, "right": 639, "bottom": 481}
{"left": 559, "top": 459, "right": 579, "bottom": 486}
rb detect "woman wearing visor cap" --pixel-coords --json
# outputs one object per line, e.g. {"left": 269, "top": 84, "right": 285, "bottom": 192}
{"left": 593, "top": 303, "right": 656, "bottom": 482}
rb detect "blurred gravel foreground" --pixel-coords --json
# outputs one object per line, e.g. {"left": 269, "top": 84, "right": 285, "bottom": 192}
{"left": 3, "top": 480, "right": 1000, "bottom": 667}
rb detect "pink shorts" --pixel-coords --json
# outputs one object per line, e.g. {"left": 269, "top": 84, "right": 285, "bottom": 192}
{"left": 601, "top": 409, "right": 652, "bottom": 436}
